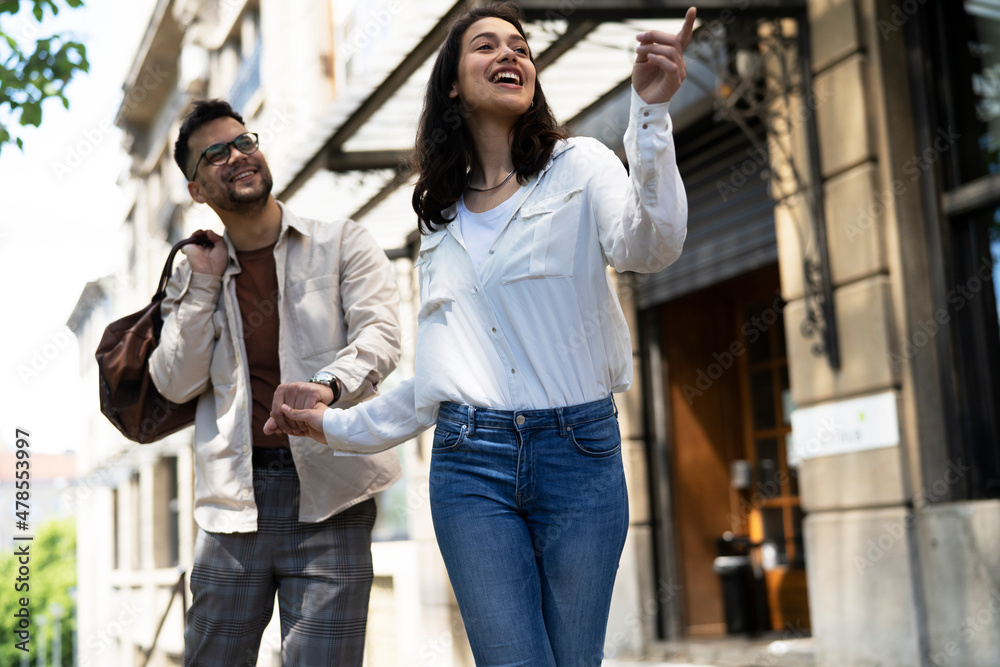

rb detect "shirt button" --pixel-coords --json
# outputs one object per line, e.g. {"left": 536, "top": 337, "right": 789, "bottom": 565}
{"left": 243, "top": 445, "right": 249, "bottom": 453}
{"left": 491, "top": 327, "right": 496, "bottom": 333}
{"left": 511, "top": 369, "right": 516, "bottom": 374}
{"left": 643, "top": 111, "right": 650, "bottom": 117}
{"left": 515, "top": 415, "right": 525, "bottom": 425}
{"left": 242, "top": 488, "right": 251, "bottom": 499}
{"left": 473, "top": 286, "right": 479, "bottom": 293}
{"left": 642, "top": 124, "right": 648, "bottom": 130}
{"left": 489, "top": 249, "right": 495, "bottom": 254}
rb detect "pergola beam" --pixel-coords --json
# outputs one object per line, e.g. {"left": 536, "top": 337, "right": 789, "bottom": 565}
{"left": 325, "top": 150, "right": 410, "bottom": 172}
{"left": 349, "top": 170, "right": 414, "bottom": 222}
{"left": 517, "top": 0, "right": 805, "bottom": 21}
{"left": 533, "top": 19, "right": 601, "bottom": 70}
{"left": 279, "top": 1, "right": 469, "bottom": 199}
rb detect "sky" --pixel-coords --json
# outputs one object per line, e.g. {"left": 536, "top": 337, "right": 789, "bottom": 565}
{"left": 0, "top": 0, "right": 158, "bottom": 453}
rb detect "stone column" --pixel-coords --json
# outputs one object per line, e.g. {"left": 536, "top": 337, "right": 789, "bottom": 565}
{"left": 771, "top": 0, "right": 933, "bottom": 664}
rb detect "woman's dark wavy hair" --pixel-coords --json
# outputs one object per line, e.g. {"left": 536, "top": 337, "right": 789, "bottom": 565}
{"left": 411, "top": 1, "right": 567, "bottom": 233}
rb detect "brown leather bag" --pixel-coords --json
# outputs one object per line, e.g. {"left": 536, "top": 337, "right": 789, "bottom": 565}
{"left": 95, "top": 234, "right": 214, "bottom": 443}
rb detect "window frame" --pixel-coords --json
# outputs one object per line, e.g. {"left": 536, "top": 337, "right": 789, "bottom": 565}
{"left": 906, "top": 0, "right": 1000, "bottom": 500}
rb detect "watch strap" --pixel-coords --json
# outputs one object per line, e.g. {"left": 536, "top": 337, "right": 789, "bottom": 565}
{"left": 309, "top": 372, "right": 341, "bottom": 405}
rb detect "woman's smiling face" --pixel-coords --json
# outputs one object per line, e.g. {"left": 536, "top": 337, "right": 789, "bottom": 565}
{"left": 449, "top": 16, "right": 536, "bottom": 121}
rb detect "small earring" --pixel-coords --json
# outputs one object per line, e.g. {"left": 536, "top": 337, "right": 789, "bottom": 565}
{"left": 530, "top": 100, "right": 535, "bottom": 109}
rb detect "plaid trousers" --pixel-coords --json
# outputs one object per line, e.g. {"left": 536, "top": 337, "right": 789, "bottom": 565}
{"left": 184, "top": 450, "right": 377, "bottom": 667}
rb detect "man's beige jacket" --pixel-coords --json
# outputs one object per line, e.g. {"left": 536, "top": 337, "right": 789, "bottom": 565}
{"left": 150, "top": 203, "right": 402, "bottom": 533}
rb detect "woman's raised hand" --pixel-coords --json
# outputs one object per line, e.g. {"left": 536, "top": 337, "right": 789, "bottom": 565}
{"left": 632, "top": 7, "right": 697, "bottom": 105}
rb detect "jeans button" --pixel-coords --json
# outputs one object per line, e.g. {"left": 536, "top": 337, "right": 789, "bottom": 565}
{"left": 515, "top": 415, "right": 525, "bottom": 426}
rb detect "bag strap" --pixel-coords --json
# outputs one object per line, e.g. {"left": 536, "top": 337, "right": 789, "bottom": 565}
{"left": 154, "top": 233, "right": 216, "bottom": 301}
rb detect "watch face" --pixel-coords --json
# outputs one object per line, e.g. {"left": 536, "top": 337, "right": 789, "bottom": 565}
{"left": 312, "top": 372, "right": 335, "bottom": 385}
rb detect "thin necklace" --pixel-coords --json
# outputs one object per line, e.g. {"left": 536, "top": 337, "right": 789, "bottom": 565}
{"left": 466, "top": 167, "right": 516, "bottom": 192}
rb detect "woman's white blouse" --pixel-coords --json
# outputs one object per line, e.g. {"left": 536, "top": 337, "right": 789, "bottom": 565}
{"left": 323, "top": 88, "right": 688, "bottom": 454}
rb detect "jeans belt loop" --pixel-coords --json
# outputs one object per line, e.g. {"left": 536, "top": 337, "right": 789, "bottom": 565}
{"left": 467, "top": 405, "right": 477, "bottom": 438}
{"left": 556, "top": 407, "right": 567, "bottom": 437}
{"left": 611, "top": 393, "right": 619, "bottom": 418}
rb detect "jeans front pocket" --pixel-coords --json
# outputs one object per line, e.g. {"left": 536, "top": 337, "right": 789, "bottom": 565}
{"left": 432, "top": 421, "right": 468, "bottom": 453}
{"left": 566, "top": 414, "right": 621, "bottom": 458}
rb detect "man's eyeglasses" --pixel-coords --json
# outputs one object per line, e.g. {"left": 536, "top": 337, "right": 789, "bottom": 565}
{"left": 190, "top": 132, "right": 259, "bottom": 181}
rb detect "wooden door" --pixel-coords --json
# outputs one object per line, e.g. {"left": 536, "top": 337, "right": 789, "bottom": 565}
{"left": 733, "top": 280, "right": 810, "bottom": 632}
{"left": 660, "top": 280, "right": 744, "bottom": 637}
{"left": 659, "top": 265, "right": 809, "bottom": 636}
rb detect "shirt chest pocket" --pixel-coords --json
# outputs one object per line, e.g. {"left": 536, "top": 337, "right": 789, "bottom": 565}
{"left": 286, "top": 275, "right": 345, "bottom": 359}
{"left": 501, "top": 187, "right": 583, "bottom": 285}
{"left": 414, "top": 235, "right": 456, "bottom": 322}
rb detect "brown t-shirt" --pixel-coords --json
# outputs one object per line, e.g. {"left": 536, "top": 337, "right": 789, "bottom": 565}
{"left": 234, "top": 242, "right": 288, "bottom": 449}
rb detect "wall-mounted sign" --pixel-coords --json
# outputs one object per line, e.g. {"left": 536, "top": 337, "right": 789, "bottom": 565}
{"left": 789, "top": 391, "right": 900, "bottom": 465}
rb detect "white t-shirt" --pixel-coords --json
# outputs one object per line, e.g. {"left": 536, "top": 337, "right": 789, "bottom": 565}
{"left": 457, "top": 194, "right": 519, "bottom": 272}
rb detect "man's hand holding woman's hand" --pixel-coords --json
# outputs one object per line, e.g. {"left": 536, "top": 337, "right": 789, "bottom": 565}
{"left": 264, "top": 382, "right": 331, "bottom": 444}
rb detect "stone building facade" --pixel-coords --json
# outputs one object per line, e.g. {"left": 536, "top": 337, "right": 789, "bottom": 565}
{"left": 71, "top": 1, "right": 1000, "bottom": 666}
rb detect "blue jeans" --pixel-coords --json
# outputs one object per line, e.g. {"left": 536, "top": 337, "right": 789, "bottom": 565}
{"left": 430, "top": 395, "right": 629, "bottom": 667}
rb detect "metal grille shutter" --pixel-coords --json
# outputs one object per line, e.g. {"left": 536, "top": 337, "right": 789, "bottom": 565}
{"left": 635, "top": 117, "right": 777, "bottom": 309}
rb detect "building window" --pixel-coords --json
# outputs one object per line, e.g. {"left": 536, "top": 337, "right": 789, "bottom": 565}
{"left": 165, "top": 456, "right": 180, "bottom": 567}
{"left": 341, "top": 0, "right": 396, "bottom": 83}
{"left": 125, "top": 207, "right": 137, "bottom": 275}
{"left": 153, "top": 456, "right": 180, "bottom": 568}
{"left": 129, "top": 472, "right": 141, "bottom": 570}
{"left": 112, "top": 488, "right": 120, "bottom": 570}
{"left": 915, "top": 1, "right": 1000, "bottom": 497}
{"left": 229, "top": 9, "right": 262, "bottom": 114}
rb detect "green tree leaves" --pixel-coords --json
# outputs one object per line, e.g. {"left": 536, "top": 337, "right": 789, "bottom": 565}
{"left": 0, "top": 517, "right": 77, "bottom": 666}
{"left": 0, "top": 0, "right": 88, "bottom": 154}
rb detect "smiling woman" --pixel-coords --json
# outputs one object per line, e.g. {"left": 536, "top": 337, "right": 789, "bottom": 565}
{"left": 266, "top": 2, "right": 697, "bottom": 664}
{"left": 448, "top": 16, "right": 537, "bottom": 158}
{"left": 411, "top": 4, "right": 564, "bottom": 229}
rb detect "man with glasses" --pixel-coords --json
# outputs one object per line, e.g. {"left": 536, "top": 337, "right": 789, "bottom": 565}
{"left": 149, "top": 99, "right": 402, "bottom": 666}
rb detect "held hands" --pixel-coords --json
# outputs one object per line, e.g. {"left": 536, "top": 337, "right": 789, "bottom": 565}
{"left": 182, "top": 229, "right": 228, "bottom": 276}
{"left": 632, "top": 7, "right": 697, "bottom": 105}
{"left": 263, "top": 382, "right": 333, "bottom": 444}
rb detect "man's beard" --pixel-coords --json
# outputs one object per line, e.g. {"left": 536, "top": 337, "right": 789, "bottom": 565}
{"left": 205, "top": 166, "right": 274, "bottom": 214}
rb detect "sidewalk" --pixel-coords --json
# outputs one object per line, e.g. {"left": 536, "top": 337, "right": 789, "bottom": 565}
{"left": 604, "top": 634, "right": 816, "bottom": 667}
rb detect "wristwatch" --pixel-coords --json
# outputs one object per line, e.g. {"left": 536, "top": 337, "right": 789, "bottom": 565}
{"left": 309, "top": 371, "right": 342, "bottom": 404}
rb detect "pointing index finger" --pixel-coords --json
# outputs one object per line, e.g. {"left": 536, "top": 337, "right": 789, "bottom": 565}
{"left": 677, "top": 7, "right": 697, "bottom": 50}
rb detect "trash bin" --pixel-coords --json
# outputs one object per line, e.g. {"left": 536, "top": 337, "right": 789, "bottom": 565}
{"left": 713, "top": 555, "right": 754, "bottom": 634}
